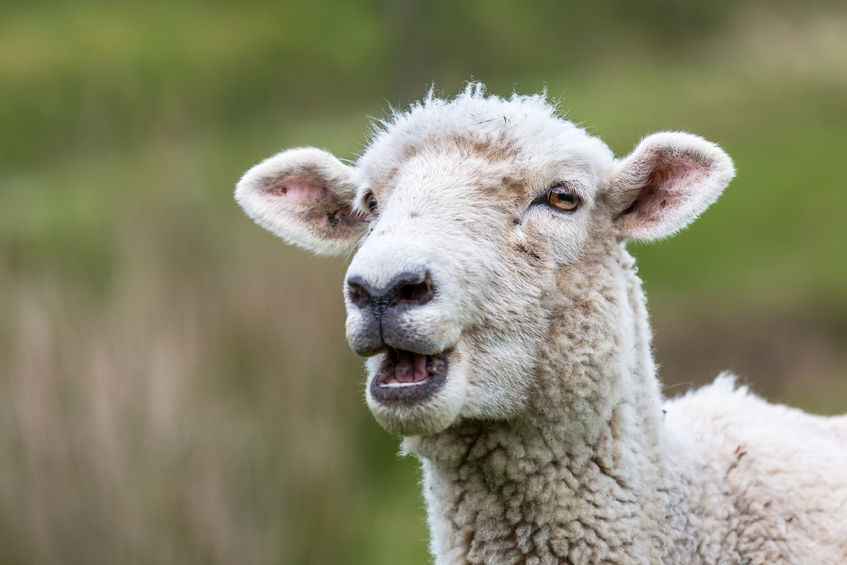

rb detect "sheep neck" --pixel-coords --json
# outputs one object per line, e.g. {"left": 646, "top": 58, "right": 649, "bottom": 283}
{"left": 404, "top": 244, "right": 690, "bottom": 564}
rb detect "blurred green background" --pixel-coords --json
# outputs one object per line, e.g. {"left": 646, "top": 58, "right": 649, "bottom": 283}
{"left": 1, "top": 1, "right": 845, "bottom": 563}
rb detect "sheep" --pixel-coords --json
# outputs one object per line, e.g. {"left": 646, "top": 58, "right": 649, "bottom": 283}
{"left": 234, "top": 85, "right": 847, "bottom": 564}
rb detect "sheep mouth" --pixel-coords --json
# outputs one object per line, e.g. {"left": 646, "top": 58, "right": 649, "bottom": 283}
{"left": 370, "top": 348, "right": 449, "bottom": 404}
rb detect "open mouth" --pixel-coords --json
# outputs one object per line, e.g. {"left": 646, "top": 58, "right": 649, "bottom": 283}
{"left": 370, "top": 348, "right": 449, "bottom": 404}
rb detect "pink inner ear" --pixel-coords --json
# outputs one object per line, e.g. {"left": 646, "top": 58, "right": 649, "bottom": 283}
{"left": 629, "top": 153, "right": 706, "bottom": 225}
{"left": 264, "top": 175, "right": 327, "bottom": 205}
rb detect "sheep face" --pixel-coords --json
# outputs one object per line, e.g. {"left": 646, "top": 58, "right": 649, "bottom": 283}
{"left": 347, "top": 131, "right": 617, "bottom": 436}
{"left": 235, "top": 88, "right": 734, "bottom": 436}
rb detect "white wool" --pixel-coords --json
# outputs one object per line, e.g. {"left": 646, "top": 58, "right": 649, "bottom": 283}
{"left": 235, "top": 84, "right": 847, "bottom": 564}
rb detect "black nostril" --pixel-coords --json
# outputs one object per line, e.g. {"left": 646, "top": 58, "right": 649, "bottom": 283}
{"left": 346, "top": 270, "right": 436, "bottom": 311}
{"left": 393, "top": 272, "right": 434, "bottom": 306}
{"left": 346, "top": 276, "right": 372, "bottom": 308}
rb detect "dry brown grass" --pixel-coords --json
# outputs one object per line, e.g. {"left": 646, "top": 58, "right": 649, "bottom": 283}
{"left": 0, "top": 225, "right": 386, "bottom": 564}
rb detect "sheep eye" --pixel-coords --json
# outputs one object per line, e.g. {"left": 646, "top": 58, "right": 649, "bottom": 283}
{"left": 545, "top": 184, "right": 580, "bottom": 212}
{"left": 363, "top": 191, "right": 378, "bottom": 214}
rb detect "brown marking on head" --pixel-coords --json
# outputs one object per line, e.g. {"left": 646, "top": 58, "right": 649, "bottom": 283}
{"left": 514, "top": 241, "right": 543, "bottom": 263}
{"left": 496, "top": 174, "right": 533, "bottom": 210}
{"left": 438, "top": 132, "right": 520, "bottom": 163}
{"left": 365, "top": 132, "right": 526, "bottom": 212}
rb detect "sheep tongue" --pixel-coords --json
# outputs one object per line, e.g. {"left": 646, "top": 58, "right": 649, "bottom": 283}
{"left": 394, "top": 352, "right": 415, "bottom": 383}
{"left": 394, "top": 351, "right": 428, "bottom": 383}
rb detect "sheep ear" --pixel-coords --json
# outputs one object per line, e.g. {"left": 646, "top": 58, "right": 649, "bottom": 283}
{"left": 235, "top": 147, "right": 367, "bottom": 255}
{"left": 605, "top": 132, "right": 735, "bottom": 242}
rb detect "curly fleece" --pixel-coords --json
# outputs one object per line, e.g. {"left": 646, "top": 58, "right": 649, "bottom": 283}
{"left": 235, "top": 86, "right": 847, "bottom": 564}
{"left": 405, "top": 242, "right": 847, "bottom": 564}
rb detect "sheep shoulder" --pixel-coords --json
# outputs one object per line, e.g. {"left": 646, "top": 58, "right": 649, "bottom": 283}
{"left": 664, "top": 374, "right": 847, "bottom": 564}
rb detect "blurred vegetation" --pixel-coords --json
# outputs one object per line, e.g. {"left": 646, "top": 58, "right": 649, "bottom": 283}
{"left": 1, "top": 1, "right": 845, "bottom": 564}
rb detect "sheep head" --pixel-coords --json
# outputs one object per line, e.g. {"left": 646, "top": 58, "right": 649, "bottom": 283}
{"left": 235, "top": 86, "right": 734, "bottom": 436}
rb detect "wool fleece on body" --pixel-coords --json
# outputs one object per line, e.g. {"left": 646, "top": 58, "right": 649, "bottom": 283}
{"left": 235, "top": 85, "right": 847, "bottom": 564}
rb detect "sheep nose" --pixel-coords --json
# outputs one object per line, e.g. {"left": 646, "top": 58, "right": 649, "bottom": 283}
{"left": 346, "top": 269, "right": 435, "bottom": 312}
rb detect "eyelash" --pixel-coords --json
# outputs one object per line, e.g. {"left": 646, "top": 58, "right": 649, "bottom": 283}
{"left": 532, "top": 183, "right": 582, "bottom": 213}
